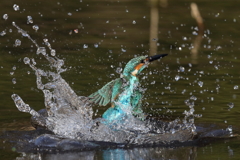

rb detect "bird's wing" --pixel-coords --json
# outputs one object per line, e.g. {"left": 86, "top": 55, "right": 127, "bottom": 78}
{"left": 131, "top": 88, "right": 145, "bottom": 120}
{"left": 88, "top": 78, "right": 123, "bottom": 106}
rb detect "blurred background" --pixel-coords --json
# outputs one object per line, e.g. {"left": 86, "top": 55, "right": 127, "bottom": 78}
{"left": 0, "top": 0, "right": 240, "bottom": 159}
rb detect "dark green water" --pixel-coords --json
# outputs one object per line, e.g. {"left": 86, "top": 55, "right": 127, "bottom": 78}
{"left": 0, "top": 0, "right": 240, "bottom": 159}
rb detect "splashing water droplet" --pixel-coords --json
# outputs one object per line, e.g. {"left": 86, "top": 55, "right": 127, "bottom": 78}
{"left": 74, "top": 29, "right": 78, "bottom": 33}
{"left": 115, "top": 67, "right": 122, "bottom": 74}
{"left": 198, "top": 81, "right": 203, "bottom": 87}
{"left": 121, "top": 48, "right": 126, "bottom": 52}
{"left": 10, "top": 72, "right": 14, "bottom": 75}
{"left": 132, "top": 20, "right": 136, "bottom": 24}
{"left": 181, "top": 89, "right": 186, "bottom": 94}
{"left": 226, "top": 125, "right": 233, "bottom": 135}
{"left": 94, "top": 43, "right": 98, "bottom": 48}
{"left": 175, "top": 75, "right": 180, "bottom": 81}
{"left": 190, "top": 95, "right": 197, "bottom": 101}
{"left": 12, "top": 65, "right": 16, "bottom": 70}
{"left": 27, "top": 16, "right": 33, "bottom": 24}
{"left": 0, "top": 30, "right": 6, "bottom": 36}
{"left": 3, "top": 14, "right": 8, "bottom": 20}
{"left": 36, "top": 47, "right": 46, "bottom": 55}
{"left": 14, "top": 39, "right": 21, "bottom": 47}
{"left": 32, "top": 25, "right": 39, "bottom": 31}
{"left": 151, "top": 81, "right": 156, "bottom": 85}
{"left": 51, "top": 49, "right": 56, "bottom": 56}
{"left": 13, "top": 4, "right": 20, "bottom": 11}
{"left": 233, "top": 85, "right": 238, "bottom": 90}
{"left": 227, "top": 102, "right": 234, "bottom": 109}
{"left": 182, "top": 37, "right": 187, "bottom": 41}
{"left": 83, "top": 44, "right": 88, "bottom": 49}
{"left": 23, "top": 57, "right": 30, "bottom": 64}
{"left": 21, "top": 31, "right": 29, "bottom": 37}
{"left": 12, "top": 78, "right": 17, "bottom": 84}
{"left": 179, "top": 66, "right": 185, "bottom": 72}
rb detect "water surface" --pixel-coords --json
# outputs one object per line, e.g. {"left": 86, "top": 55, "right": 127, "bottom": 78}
{"left": 0, "top": 0, "right": 240, "bottom": 159}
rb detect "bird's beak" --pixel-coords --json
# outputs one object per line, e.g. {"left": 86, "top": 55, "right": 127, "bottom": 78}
{"left": 144, "top": 54, "right": 168, "bottom": 63}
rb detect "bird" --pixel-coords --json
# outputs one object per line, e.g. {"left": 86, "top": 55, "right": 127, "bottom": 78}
{"left": 89, "top": 54, "right": 168, "bottom": 123}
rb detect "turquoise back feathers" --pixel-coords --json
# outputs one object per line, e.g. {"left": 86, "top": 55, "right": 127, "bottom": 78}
{"left": 88, "top": 54, "right": 167, "bottom": 122}
{"left": 88, "top": 56, "right": 147, "bottom": 107}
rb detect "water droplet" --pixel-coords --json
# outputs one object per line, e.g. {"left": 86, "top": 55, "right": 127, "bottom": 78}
{"left": 27, "top": 16, "right": 33, "bottom": 24}
{"left": 21, "top": 31, "right": 29, "bottom": 37}
{"left": 36, "top": 47, "right": 46, "bottom": 55}
{"left": 14, "top": 39, "right": 21, "bottom": 47}
{"left": 27, "top": 71, "right": 31, "bottom": 75}
{"left": 215, "top": 13, "right": 220, "bottom": 17}
{"left": 23, "top": 57, "right": 30, "bottom": 64}
{"left": 209, "top": 61, "right": 213, "bottom": 64}
{"left": 10, "top": 72, "right": 14, "bottom": 75}
{"left": 0, "top": 30, "right": 6, "bottom": 36}
{"left": 32, "top": 25, "right": 39, "bottom": 31}
{"left": 126, "top": 9, "right": 129, "bottom": 12}
{"left": 106, "top": 20, "right": 109, "bottom": 23}
{"left": 195, "top": 114, "right": 202, "bottom": 118}
{"left": 12, "top": 78, "right": 16, "bottom": 84}
{"left": 179, "top": 66, "right": 185, "bottom": 72}
{"left": 13, "top": 4, "right": 20, "bottom": 11}
{"left": 132, "top": 20, "right": 136, "bottom": 24}
{"left": 233, "top": 85, "right": 238, "bottom": 90}
{"left": 74, "top": 29, "right": 78, "bottom": 33}
{"left": 121, "top": 48, "right": 126, "bottom": 52}
{"left": 227, "top": 102, "right": 234, "bottom": 109}
{"left": 51, "top": 49, "right": 56, "bottom": 56}
{"left": 151, "top": 81, "right": 155, "bottom": 85}
{"left": 68, "top": 12, "right": 72, "bottom": 16}
{"left": 94, "top": 43, "right": 98, "bottom": 48}
{"left": 192, "top": 31, "right": 198, "bottom": 35}
{"left": 226, "top": 125, "right": 232, "bottom": 134}
{"left": 115, "top": 67, "right": 122, "bottom": 74}
{"left": 83, "top": 44, "right": 88, "bottom": 49}
{"left": 190, "top": 95, "right": 197, "bottom": 101}
{"left": 198, "top": 81, "right": 203, "bottom": 87}
{"left": 210, "top": 97, "right": 214, "bottom": 101}
{"left": 224, "top": 120, "right": 227, "bottom": 123}
{"left": 181, "top": 89, "right": 186, "bottom": 94}
{"left": 3, "top": 14, "right": 8, "bottom": 20}
{"left": 175, "top": 75, "right": 180, "bottom": 81}
{"left": 214, "top": 65, "right": 219, "bottom": 70}
{"left": 12, "top": 65, "right": 16, "bottom": 70}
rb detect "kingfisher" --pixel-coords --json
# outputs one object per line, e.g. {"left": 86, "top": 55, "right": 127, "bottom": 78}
{"left": 89, "top": 54, "right": 168, "bottom": 123}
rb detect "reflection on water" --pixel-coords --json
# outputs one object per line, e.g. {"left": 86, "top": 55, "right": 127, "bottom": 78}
{"left": 15, "top": 147, "right": 197, "bottom": 160}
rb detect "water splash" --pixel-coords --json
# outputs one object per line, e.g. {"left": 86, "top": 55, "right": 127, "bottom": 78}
{"left": 10, "top": 22, "right": 195, "bottom": 144}
{"left": 3, "top": 14, "right": 8, "bottom": 20}
{"left": 13, "top": 4, "right": 20, "bottom": 11}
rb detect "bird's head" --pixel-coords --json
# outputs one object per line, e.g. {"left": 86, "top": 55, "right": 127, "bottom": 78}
{"left": 122, "top": 54, "right": 168, "bottom": 77}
